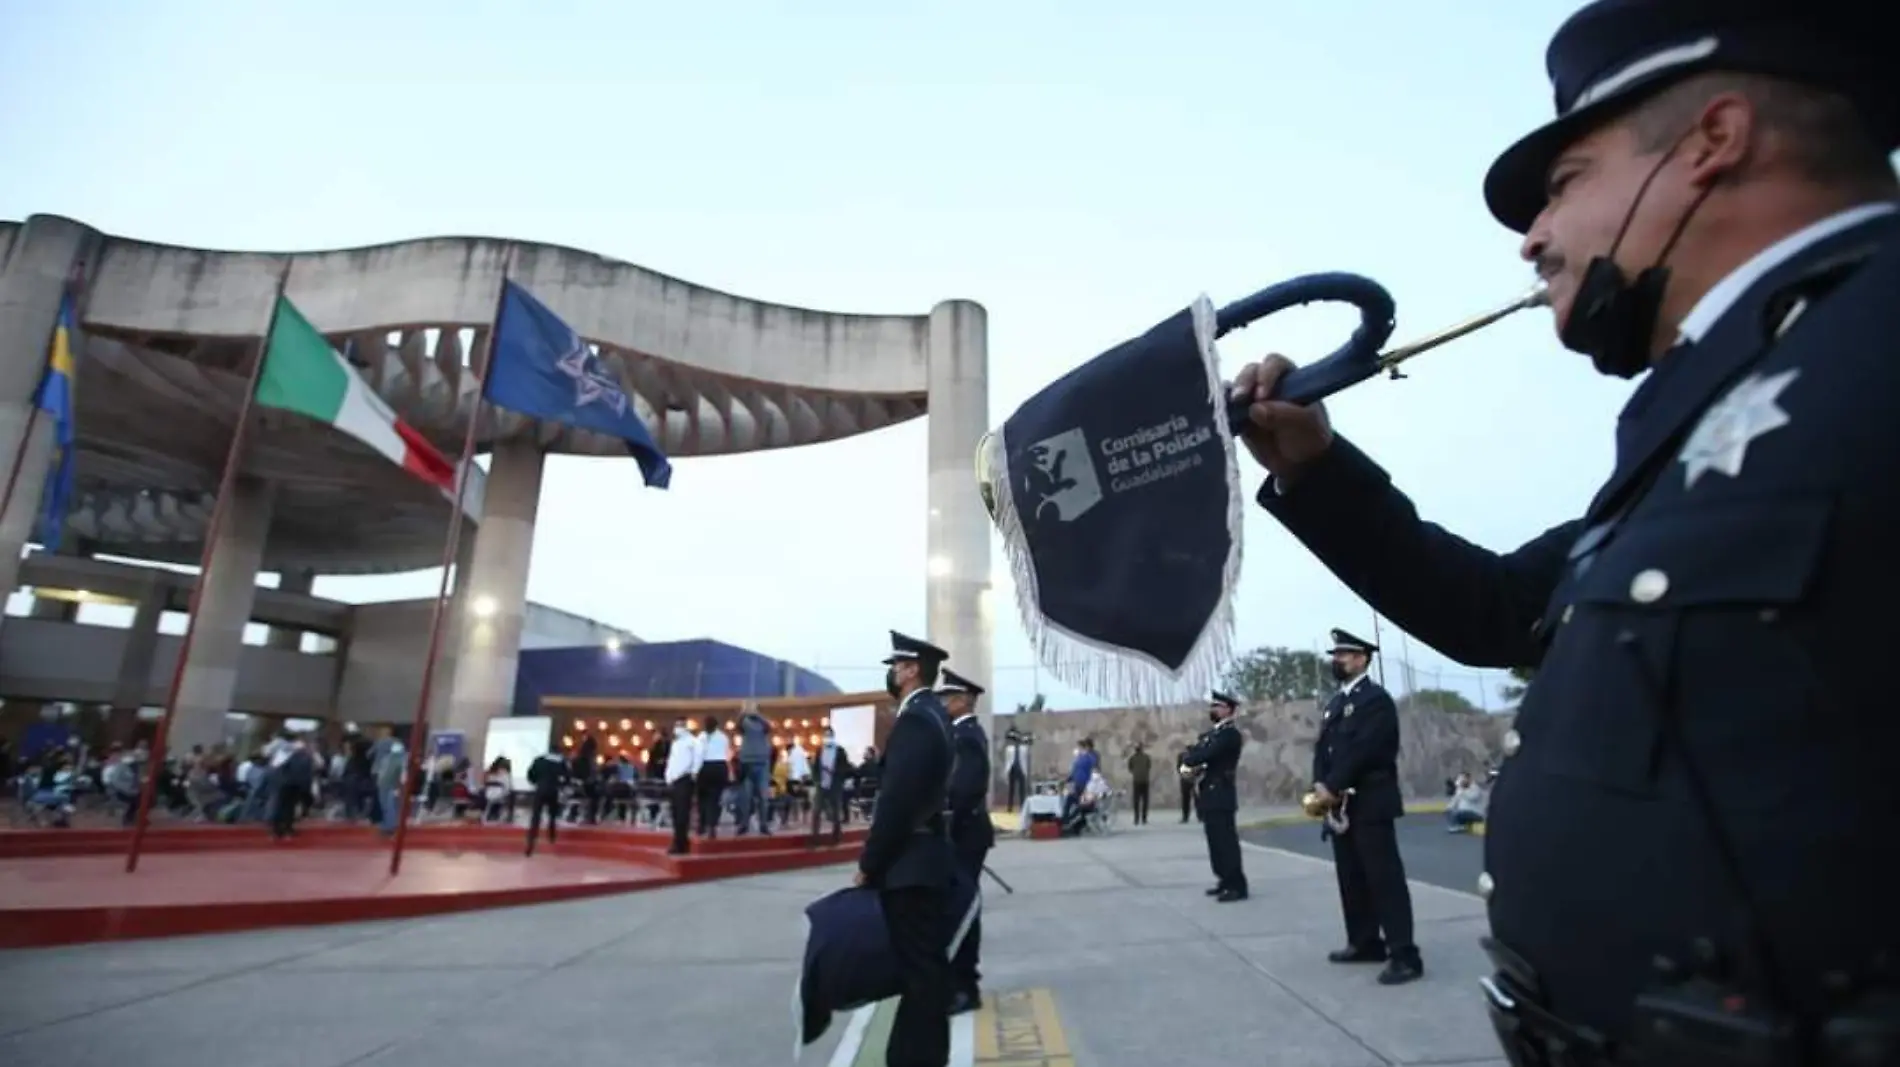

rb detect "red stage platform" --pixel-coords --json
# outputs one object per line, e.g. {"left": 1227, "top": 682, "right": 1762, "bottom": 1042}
{"left": 0, "top": 822, "right": 865, "bottom": 949}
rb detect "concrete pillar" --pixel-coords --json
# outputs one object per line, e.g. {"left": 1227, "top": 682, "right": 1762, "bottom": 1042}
{"left": 0, "top": 215, "right": 99, "bottom": 607}
{"left": 169, "top": 477, "right": 275, "bottom": 752}
{"left": 267, "top": 567, "right": 313, "bottom": 650}
{"left": 425, "top": 530, "right": 478, "bottom": 730}
{"left": 112, "top": 575, "right": 168, "bottom": 712}
{"left": 444, "top": 439, "right": 543, "bottom": 751}
{"left": 924, "top": 300, "right": 993, "bottom": 741}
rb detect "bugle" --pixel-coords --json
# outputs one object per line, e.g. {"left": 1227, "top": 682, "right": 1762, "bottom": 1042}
{"left": 975, "top": 273, "right": 1547, "bottom": 521}
{"left": 1215, "top": 272, "right": 1551, "bottom": 428}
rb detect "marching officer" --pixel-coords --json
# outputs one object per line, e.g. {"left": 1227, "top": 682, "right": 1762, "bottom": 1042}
{"left": 1232, "top": 0, "right": 1900, "bottom": 1059}
{"left": 1180, "top": 690, "right": 1247, "bottom": 902}
{"left": 938, "top": 668, "right": 994, "bottom": 1015}
{"left": 1312, "top": 629, "right": 1421, "bottom": 986}
{"left": 857, "top": 631, "right": 957, "bottom": 1067}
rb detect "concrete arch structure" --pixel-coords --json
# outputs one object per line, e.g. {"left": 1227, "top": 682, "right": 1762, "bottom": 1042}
{"left": 0, "top": 214, "right": 992, "bottom": 753}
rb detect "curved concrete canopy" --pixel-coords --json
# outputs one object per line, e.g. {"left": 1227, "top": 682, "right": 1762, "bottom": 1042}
{"left": 2, "top": 218, "right": 946, "bottom": 574}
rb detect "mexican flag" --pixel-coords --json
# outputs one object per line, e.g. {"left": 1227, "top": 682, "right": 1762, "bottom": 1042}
{"left": 256, "top": 297, "right": 457, "bottom": 490}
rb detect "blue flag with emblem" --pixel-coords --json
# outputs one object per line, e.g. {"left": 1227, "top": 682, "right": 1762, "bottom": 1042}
{"left": 31, "top": 293, "right": 79, "bottom": 548}
{"left": 484, "top": 280, "right": 672, "bottom": 489}
{"left": 978, "top": 297, "right": 1241, "bottom": 703}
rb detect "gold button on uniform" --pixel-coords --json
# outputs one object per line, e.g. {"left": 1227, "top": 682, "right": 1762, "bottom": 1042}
{"left": 1502, "top": 729, "right": 1522, "bottom": 757}
{"left": 1561, "top": 604, "right": 1574, "bottom": 624}
{"left": 1478, "top": 871, "right": 1495, "bottom": 900}
{"left": 1629, "top": 569, "right": 1669, "bottom": 603}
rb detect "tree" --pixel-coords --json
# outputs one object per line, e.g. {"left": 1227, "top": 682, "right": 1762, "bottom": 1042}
{"left": 1406, "top": 688, "right": 1480, "bottom": 715}
{"left": 1498, "top": 666, "right": 1537, "bottom": 704}
{"left": 1223, "top": 646, "right": 1337, "bottom": 704}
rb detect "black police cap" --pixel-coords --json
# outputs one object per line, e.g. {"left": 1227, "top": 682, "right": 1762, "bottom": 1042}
{"left": 1209, "top": 690, "right": 1241, "bottom": 709}
{"left": 881, "top": 630, "right": 949, "bottom": 666}
{"left": 1329, "top": 629, "right": 1379, "bottom": 655}
{"left": 1485, "top": 0, "right": 1900, "bottom": 234}
{"left": 938, "top": 669, "right": 986, "bottom": 697}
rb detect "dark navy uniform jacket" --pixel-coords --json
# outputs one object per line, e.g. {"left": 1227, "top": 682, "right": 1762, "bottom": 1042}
{"left": 1259, "top": 210, "right": 1900, "bottom": 1042}
{"left": 1313, "top": 677, "right": 1403, "bottom": 823}
{"left": 947, "top": 714, "right": 995, "bottom": 855}
{"left": 1181, "top": 720, "right": 1243, "bottom": 813}
{"left": 857, "top": 688, "right": 956, "bottom": 891}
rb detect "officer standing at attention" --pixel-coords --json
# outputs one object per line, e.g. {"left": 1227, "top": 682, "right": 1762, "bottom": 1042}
{"left": 856, "top": 631, "right": 957, "bottom": 1067}
{"left": 1231, "top": 0, "right": 1900, "bottom": 1059}
{"left": 1313, "top": 629, "right": 1421, "bottom": 986}
{"left": 1181, "top": 691, "right": 1248, "bottom": 902}
{"left": 938, "top": 668, "right": 994, "bottom": 1015}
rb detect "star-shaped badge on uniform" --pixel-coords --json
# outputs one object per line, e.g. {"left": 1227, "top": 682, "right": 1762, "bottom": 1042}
{"left": 1678, "top": 369, "right": 1800, "bottom": 490}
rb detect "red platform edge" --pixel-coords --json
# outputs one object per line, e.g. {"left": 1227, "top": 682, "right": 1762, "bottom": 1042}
{"left": 0, "top": 823, "right": 866, "bottom": 950}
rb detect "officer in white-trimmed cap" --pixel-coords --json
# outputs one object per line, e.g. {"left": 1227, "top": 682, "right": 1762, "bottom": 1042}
{"left": 1230, "top": 0, "right": 1900, "bottom": 1059}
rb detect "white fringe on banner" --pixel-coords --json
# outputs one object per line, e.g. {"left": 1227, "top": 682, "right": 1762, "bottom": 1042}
{"left": 984, "top": 295, "right": 1244, "bottom": 706}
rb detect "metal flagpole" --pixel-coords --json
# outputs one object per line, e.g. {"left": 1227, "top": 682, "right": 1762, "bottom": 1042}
{"left": 1369, "top": 613, "right": 1388, "bottom": 688}
{"left": 127, "top": 260, "right": 293, "bottom": 874}
{"left": 389, "top": 247, "right": 514, "bottom": 877}
{"left": 1396, "top": 627, "right": 1417, "bottom": 696}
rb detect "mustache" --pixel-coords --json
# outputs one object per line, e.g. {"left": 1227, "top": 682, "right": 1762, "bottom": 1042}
{"left": 1533, "top": 252, "right": 1567, "bottom": 280}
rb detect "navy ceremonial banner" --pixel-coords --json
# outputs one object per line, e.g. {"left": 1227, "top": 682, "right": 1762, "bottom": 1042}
{"left": 981, "top": 297, "right": 1241, "bottom": 702}
{"left": 792, "top": 872, "right": 980, "bottom": 1055}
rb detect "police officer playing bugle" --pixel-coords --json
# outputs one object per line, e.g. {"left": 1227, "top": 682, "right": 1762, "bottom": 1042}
{"left": 856, "top": 631, "right": 958, "bottom": 1067}
{"left": 938, "top": 668, "right": 994, "bottom": 1015}
{"left": 1230, "top": 1, "right": 1900, "bottom": 1061}
{"left": 1181, "top": 691, "right": 1248, "bottom": 902}
{"left": 1313, "top": 629, "right": 1421, "bottom": 986}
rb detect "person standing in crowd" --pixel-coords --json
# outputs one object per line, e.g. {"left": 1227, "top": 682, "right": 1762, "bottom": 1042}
{"left": 1001, "top": 730, "right": 1028, "bottom": 810}
{"left": 663, "top": 718, "right": 699, "bottom": 856}
{"left": 695, "top": 716, "right": 731, "bottom": 838}
{"left": 1125, "top": 743, "right": 1152, "bottom": 826}
{"left": 1181, "top": 691, "right": 1247, "bottom": 902}
{"left": 272, "top": 736, "right": 314, "bottom": 841}
{"left": 524, "top": 743, "right": 569, "bottom": 856}
{"left": 857, "top": 631, "right": 957, "bottom": 1067}
{"left": 938, "top": 668, "right": 994, "bottom": 1015}
{"left": 572, "top": 733, "right": 600, "bottom": 824}
{"left": 1312, "top": 629, "right": 1420, "bottom": 985}
{"left": 735, "top": 704, "right": 773, "bottom": 835}
{"left": 811, "top": 725, "right": 854, "bottom": 844}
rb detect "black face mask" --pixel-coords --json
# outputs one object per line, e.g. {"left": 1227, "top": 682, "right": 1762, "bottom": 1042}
{"left": 1208, "top": 709, "right": 1223, "bottom": 723}
{"left": 1330, "top": 661, "right": 1351, "bottom": 682}
{"left": 884, "top": 668, "right": 900, "bottom": 698}
{"left": 1557, "top": 133, "right": 1714, "bottom": 379}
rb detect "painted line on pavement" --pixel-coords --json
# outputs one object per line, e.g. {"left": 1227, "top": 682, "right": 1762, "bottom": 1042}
{"left": 826, "top": 1004, "right": 874, "bottom": 1067}
{"left": 834, "top": 988, "right": 1072, "bottom": 1067}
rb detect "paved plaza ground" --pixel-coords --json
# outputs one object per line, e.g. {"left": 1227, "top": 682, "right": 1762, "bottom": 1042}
{"left": 1243, "top": 813, "right": 1486, "bottom": 897}
{"left": 0, "top": 818, "right": 1505, "bottom": 1067}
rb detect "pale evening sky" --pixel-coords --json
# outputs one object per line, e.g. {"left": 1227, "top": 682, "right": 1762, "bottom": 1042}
{"left": 1, "top": 0, "right": 1633, "bottom": 713}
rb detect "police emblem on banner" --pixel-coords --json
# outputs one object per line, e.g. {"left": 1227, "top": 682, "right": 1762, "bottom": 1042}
{"left": 980, "top": 296, "right": 1242, "bottom": 703}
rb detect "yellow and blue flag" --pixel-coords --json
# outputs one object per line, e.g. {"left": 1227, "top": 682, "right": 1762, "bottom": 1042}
{"left": 31, "top": 293, "right": 78, "bottom": 548}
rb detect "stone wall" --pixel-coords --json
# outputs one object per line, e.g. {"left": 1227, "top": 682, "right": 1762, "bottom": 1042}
{"left": 992, "top": 699, "right": 1514, "bottom": 805}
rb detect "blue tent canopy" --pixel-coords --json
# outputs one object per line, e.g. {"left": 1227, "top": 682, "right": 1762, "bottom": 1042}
{"left": 512, "top": 638, "right": 840, "bottom": 715}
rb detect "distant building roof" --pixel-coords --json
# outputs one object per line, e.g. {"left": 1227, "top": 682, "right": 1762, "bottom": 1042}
{"left": 513, "top": 637, "right": 839, "bottom": 714}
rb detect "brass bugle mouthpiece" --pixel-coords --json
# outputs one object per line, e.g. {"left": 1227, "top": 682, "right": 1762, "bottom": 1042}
{"left": 1374, "top": 280, "right": 1549, "bottom": 376}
